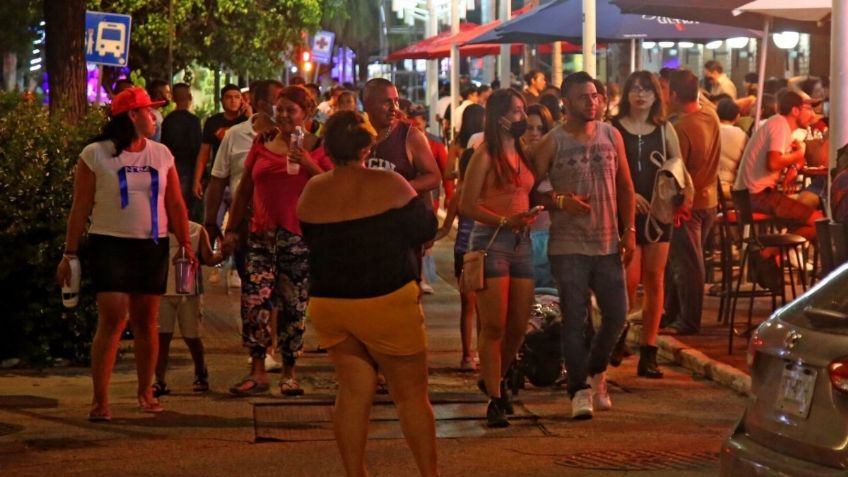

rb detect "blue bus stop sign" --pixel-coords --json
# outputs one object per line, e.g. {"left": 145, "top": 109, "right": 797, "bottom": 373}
{"left": 85, "top": 11, "right": 132, "bottom": 66}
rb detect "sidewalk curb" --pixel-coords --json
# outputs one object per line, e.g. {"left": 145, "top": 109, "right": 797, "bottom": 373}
{"left": 626, "top": 322, "right": 753, "bottom": 397}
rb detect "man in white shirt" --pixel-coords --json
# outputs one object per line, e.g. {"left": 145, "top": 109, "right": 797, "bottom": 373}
{"left": 733, "top": 89, "right": 823, "bottom": 240}
{"left": 704, "top": 61, "right": 736, "bottom": 99}
{"left": 451, "top": 85, "right": 479, "bottom": 138}
{"left": 203, "top": 80, "right": 281, "bottom": 255}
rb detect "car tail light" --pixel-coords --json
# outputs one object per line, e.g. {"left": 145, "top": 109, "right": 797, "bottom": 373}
{"left": 828, "top": 358, "right": 848, "bottom": 394}
{"left": 747, "top": 331, "right": 764, "bottom": 370}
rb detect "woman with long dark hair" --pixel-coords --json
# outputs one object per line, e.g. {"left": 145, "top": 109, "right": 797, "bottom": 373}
{"left": 459, "top": 89, "right": 541, "bottom": 427}
{"left": 56, "top": 87, "right": 194, "bottom": 420}
{"left": 612, "top": 71, "right": 681, "bottom": 378}
{"left": 224, "top": 85, "right": 332, "bottom": 396}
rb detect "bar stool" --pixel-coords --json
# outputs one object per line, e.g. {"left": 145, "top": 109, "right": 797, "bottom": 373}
{"left": 727, "top": 189, "right": 807, "bottom": 354}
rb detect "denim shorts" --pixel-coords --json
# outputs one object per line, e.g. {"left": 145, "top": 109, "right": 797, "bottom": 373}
{"left": 468, "top": 224, "right": 534, "bottom": 279}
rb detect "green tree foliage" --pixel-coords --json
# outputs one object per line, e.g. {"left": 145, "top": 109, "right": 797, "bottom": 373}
{"left": 90, "top": 0, "right": 326, "bottom": 79}
{"left": 321, "top": 0, "right": 380, "bottom": 81}
{"left": 0, "top": 0, "right": 39, "bottom": 62}
{"left": 0, "top": 92, "right": 105, "bottom": 364}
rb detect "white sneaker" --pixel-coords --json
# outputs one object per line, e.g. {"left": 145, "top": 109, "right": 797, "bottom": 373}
{"left": 264, "top": 354, "right": 282, "bottom": 372}
{"left": 420, "top": 282, "right": 434, "bottom": 294}
{"left": 570, "top": 388, "right": 594, "bottom": 420}
{"left": 228, "top": 270, "right": 242, "bottom": 288}
{"left": 588, "top": 373, "right": 612, "bottom": 411}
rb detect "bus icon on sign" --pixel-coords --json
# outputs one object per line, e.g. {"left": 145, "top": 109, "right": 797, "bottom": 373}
{"left": 96, "top": 21, "right": 126, "bottom": 63}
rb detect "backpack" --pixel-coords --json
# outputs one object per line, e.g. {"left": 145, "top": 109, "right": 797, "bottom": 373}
{"left": 645, "top": 123, "right": 695, "bottom": 242}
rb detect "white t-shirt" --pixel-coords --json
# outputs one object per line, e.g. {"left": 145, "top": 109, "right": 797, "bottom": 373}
{"left": 467, "top": 132, "right": 484, "bottom": 150}
{"left": 453, "top": 99, "right": 475, "bottom": 135}
{"left": 718, "top": 123, "right": 747, "bottom": 187}
{"left": 436, "top": 96, "right": 452, "bottom": 120}
{"left": 210, "top": 114, "right": 258, "bottom": 192}
{"left": 734, "top": 114, "right": 792, "bottom": 194}
{"left": 81, "top": 139, "right": 173, "bottom": 239}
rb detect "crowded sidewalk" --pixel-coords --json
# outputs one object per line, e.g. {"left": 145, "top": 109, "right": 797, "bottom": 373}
{"left": 0, "top": 237, "right": 750, "bottom": 476}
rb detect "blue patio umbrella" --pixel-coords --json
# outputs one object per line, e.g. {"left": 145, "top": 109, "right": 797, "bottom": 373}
{"left": 466, "top": 0, "right": 761, "bottom": 45}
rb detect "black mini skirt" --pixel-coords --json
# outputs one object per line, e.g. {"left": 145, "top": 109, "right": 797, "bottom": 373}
{"left": 88, "top": 234, "right": 169, "bottom": 295}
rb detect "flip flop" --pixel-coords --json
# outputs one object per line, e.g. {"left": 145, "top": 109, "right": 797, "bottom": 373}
{"left": 88, "top": 408, "right": 111, "bottom": 422}
{"left": 138, "top": 398, "right": 164, "bottom": 413}
{"left": 229, "top": 377, "right": 270, "bottom": 396}
{"left": 279, "top": 378, "right": 305, "bottom": 397}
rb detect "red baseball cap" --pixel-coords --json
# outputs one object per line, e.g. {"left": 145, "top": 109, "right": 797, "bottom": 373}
{"left": 111, "top": 86, "right": 166, "bottom": 117}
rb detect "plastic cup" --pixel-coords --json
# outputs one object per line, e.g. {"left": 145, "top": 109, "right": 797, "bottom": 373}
{"left": 174, "top": 248, "right": 195, "bottom": 295}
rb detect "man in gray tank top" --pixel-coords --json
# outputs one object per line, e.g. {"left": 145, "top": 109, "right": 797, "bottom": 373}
{"left": 531, "top": 72, "right": 636, "bottom": 420}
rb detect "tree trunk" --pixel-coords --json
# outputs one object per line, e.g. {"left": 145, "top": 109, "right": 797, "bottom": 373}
{"left": 44, "top": 0, "right": 87, "bottom": 123}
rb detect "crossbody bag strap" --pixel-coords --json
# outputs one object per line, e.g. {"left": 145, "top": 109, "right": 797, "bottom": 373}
{"left": 482, "top": 226, "right": 501, "bottom": 252}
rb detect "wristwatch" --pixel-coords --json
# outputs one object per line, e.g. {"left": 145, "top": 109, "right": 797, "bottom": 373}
{"left": 498, "top": 216, "right": 509, "bottom": 227}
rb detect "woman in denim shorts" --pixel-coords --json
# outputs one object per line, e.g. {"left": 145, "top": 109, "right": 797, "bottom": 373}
{"left": 459, "top": 89, "right": 541, "bottom": 427}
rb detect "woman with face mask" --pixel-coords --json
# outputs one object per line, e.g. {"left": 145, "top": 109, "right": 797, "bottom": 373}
{"left": 223, "top": 85, "right": 333, "bottom": 397}
{"left": 459, "top": 89, "right": 541, "bottom": 427}
{"left": 611, "top": 71, "right": 682, "bottom": 379}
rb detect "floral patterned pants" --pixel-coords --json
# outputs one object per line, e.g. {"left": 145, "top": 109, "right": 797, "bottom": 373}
{"left": 241, "top": 227, "right": 309, "bottom": 364}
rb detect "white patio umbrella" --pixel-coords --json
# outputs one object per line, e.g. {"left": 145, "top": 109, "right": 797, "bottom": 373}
{"left": 735, "top": 0, "right": 841, "bottom": 217}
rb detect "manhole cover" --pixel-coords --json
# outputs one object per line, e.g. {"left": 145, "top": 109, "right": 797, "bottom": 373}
{"left": 555, "top": 450, "right": 719, "bottom": 471}
{"left": 253, "top": 394, "right": 550, "bottom": 442}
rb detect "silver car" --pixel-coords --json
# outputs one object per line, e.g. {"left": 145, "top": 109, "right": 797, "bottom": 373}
{"left": 721, "top": 261, "right": 848, "bottom": 476}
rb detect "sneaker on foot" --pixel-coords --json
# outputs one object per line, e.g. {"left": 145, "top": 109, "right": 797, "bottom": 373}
{"left": 228, "top": 270, "right": 242, "bottom": 288}
{"left": 264, "top": 354, "right": 282, "bottom": 372}
{"left": 486, "top": 398, "right": 510, "bottom": 428}
{"left": 193, "top": 370, "right": 209, "bottom": 392}
{"left": 588, "top": 373, "right": 611, "bottom": 411}
{"left": 571, "top": 388, "right": 594, "bottom": 420}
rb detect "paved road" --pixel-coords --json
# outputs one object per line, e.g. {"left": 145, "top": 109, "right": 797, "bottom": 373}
{"left": 0, "top": 241, "right": 746, "bottom": 476}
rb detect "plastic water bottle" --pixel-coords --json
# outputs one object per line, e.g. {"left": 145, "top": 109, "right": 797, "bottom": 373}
{"left": 288, "top": 125, "right": 304, "bottom": 175}
{"left": 61, "top": 257, "right": 81, "bottom": 308}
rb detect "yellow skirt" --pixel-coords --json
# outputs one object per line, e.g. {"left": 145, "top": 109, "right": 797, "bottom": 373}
{"left": 307, "top": 281, "right": 427, "bottom": 356}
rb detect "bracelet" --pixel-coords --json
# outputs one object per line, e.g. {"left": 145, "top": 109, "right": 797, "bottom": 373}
{"left": 62, "top": 253, "right": 77, "bottom": 261}
{"left": 555, "top": 194, "right": 566, "bottom": 210}
{"left": 624, "top": 226, "right": 636, "bottom": 233}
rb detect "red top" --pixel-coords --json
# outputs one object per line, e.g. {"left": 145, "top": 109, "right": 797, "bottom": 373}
{"left": 244, "top": 142, "right": 334, "bottom": 236}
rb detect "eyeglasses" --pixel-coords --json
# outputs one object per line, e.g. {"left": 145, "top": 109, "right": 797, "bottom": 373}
{"left": 629, "top": 86, "right": 655, "bottom": 96}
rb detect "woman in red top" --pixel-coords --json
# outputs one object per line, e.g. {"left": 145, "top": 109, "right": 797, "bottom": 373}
{"left": 223, "top": 85, "right": 332, "bottom": 396}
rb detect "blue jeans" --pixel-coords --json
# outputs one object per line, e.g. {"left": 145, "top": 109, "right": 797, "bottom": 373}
{"left": 550, "top": 253, "right": 627, "bottom": 398}
{"left": 663, "top": 207, "right": 716, "bottom": 334}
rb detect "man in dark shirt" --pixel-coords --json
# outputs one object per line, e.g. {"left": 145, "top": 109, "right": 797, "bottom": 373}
{"left": 161, "top": 83, "right": 202, "bottom": 221}
{"left": 191, "top": 84, "right": 247, "bottom": 200}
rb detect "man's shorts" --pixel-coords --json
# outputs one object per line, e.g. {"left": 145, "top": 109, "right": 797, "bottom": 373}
{"left": 307, "top": 281, "right": 427, "bottom": 356}
{"left": 750, "top": 188, "right": 815, "bottom": 225}
{"left": 158, "top": 295, "right": 202, "bottom": 338}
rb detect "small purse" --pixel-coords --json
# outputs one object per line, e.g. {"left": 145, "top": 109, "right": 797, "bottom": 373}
{"left": 459, "top": 226, "right": 501, "bottom": 293}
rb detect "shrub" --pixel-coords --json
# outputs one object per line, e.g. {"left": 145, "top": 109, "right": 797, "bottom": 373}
{"left": 0, "top": 92, "right": 106, "bottom": 366}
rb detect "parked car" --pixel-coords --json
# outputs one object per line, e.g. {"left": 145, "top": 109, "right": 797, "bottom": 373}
{"left": 720, "top": 261, "right": 848, "bottom": 476}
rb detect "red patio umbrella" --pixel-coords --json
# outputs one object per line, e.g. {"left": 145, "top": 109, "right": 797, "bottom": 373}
{"left": 385, "top": 24, "right": 480, "bottom": 61}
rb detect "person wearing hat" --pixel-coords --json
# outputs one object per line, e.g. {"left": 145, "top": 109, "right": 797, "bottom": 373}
{"left": 733, "top": 88, "right": 824, "bottom": 242}
{"left": 56, "top": 86, "right": 195, "bottom": 421}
